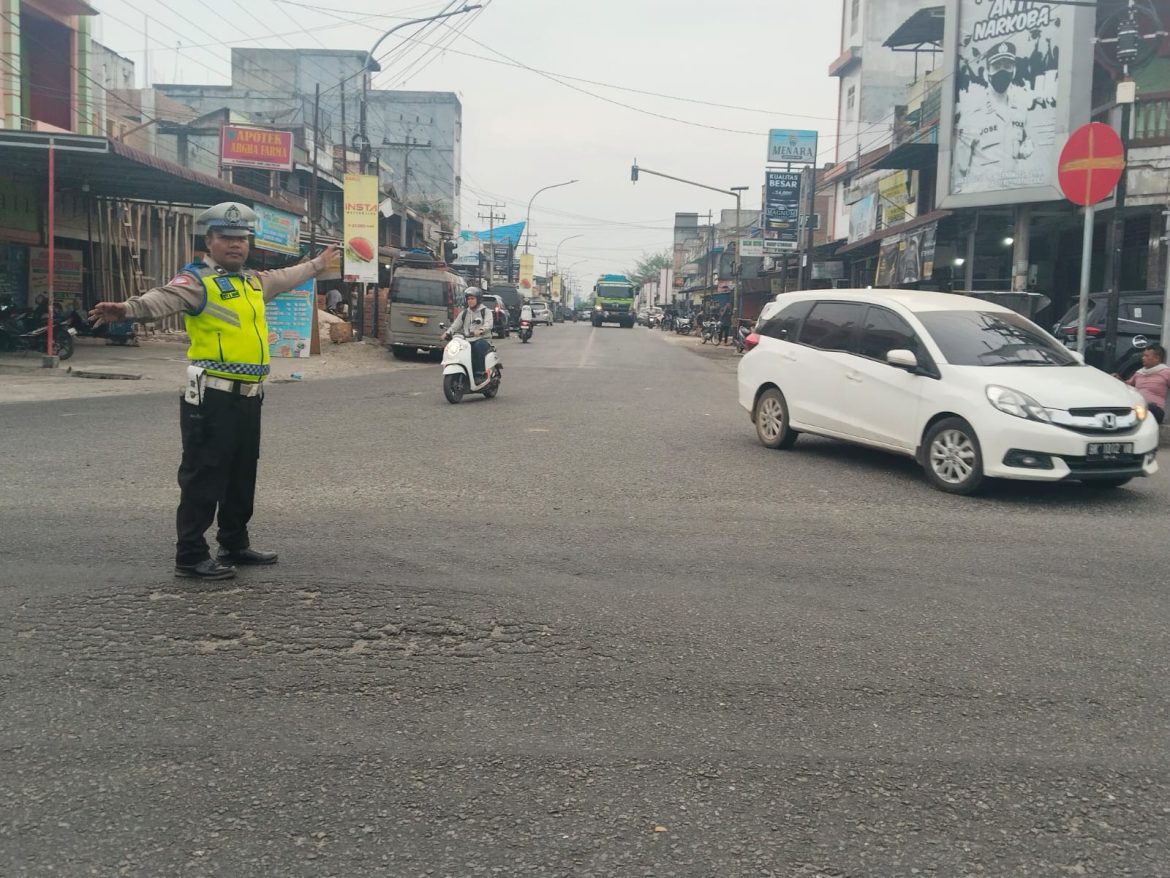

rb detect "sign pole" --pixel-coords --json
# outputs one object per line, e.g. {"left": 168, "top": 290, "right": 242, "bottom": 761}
{"left": 1162, "top": 205, "right": 1170, "bottom": 354}
{"left": 1077, "top": 204, "right": 1094, "bottom": 354}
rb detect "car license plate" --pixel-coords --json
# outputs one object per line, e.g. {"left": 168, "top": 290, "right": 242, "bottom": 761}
{"left": 409, "top": 315, "right": 429, "bottom": 326}
{"left": 1086, "top": 442, "right": 1133, "bottom": 460}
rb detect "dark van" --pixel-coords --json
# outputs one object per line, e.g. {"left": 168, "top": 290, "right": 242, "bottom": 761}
{"left": 387, "top": 264, "right": 466, "bottom": 359}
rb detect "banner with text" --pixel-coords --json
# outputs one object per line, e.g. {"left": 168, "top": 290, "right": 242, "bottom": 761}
{"left": 764, "top": 170, "right": 802, "bottom": 249}
{"left": 29, "top": 247, "right": 83, "bottom": 297}
{"left": 265, "top": 277, "right": 315, "bottom": 359}
{"left": 343, "top": 174, "right": 379, "bottom": 284}
{"left": 254, "top": 205, "right": 302, "bottom": 256}
{"left": 518, "top": 253, "right": 535, "bottom": 294}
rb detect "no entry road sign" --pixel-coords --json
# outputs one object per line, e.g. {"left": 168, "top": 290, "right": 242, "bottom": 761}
{"left": 1058, "top": 122, "right": 1125, "bottom": 206}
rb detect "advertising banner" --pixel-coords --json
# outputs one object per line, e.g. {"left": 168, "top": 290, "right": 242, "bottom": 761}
{"left": 739, "top": 239, "right": 765, "bottom": 258}
{"left": 940, "top": 0, "right": 1094, "bottom": 207}
{"left": 254, "top": 205, "right": 301, "bottom": 256}
{"left": 343, "top": 174, "right": 379, "bottom": 284}
{"left": 265, "top": 277, "right": 315, "bottom": 359}
{"left": 28, "top": 247, "right": 83, "bottom": 296}
{"left": 551, "top": 274, "right": 562, "bottom": 300}
{"left": 849, "top": 194, "right": 878, "bottom": 243}
{"left": 518, "top": 253, "right": 535, "bottom": 293}
{"left": 220, "top": 125, "right": 294, "bottom": 172}
{"left": 764, "top": 170, "right": 801, "bottom": 249}
{"left": 878, "top": 171, "right": 916, "bottom": 225}
{"left": 875, "top": 222, "right": 938, "bottom": 287}
{"left": 767, "top": 129, "right": 818, "bottom": 165}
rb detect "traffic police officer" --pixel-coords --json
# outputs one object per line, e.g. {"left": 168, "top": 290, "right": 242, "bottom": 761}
{"left": 90, "top": 202, "right": 340, "bottom": 580}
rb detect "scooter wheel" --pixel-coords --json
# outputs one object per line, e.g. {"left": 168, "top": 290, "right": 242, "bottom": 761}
{"left": 443, "top": 373, "right": 466, "bottom": 404}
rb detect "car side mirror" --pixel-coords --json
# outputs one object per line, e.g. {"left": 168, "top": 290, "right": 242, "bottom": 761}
{"left": 886, "top": 349, "right": 919, "bottom": 371}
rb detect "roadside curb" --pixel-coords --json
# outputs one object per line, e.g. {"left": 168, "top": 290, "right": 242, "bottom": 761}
{"left": 1161, "top": 425, "right": 1169, "bottom": 448}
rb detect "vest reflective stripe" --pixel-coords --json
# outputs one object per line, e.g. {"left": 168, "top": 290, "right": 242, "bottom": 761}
{"left": 183, "top": 267, "right": 270, "bottom": 383}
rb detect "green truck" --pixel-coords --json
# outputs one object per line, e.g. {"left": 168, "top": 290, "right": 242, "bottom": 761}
{"left": 591, "top": 274, "right": 638, "bottom": 328}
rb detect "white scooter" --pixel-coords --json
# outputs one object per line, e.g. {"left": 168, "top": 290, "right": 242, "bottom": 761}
{"left": 439, "top": 322, "right": 502, "bottom": 404}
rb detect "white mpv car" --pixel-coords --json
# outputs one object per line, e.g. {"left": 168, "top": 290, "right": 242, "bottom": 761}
{"left": 737, "top": 290, "right": 1160, "bottom": 494}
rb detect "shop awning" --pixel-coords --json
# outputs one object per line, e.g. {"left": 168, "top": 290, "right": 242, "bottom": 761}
{"left": 871, "top": 141, "right": 938, "bottom": 172}
{"left": 838, "top": 209, "right": 951, "bottom": 254}
{"left": 0, "top": 130, "right": 304, "bottom": 214}
{"left": 884, "top": 7, "right": 944, "bottom": 50}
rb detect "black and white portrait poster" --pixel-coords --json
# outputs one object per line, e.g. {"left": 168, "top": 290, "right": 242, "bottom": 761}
{"left": 951, "top": 0, "right": 1066, "bottom": 196}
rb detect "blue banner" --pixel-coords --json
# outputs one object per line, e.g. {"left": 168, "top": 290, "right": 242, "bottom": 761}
{"left": 460, "top": 221, "right": 526, "bottom": 247}
{"left": 265, "top": 277, "right": 315, "bottom": 358}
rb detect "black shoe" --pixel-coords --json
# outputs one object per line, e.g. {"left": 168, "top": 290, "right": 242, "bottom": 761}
{"left": 217, "top": 547, "right": 279, "bottom": 566}
{"left": 175, "top": 558, "right": 237, "bottom": 580}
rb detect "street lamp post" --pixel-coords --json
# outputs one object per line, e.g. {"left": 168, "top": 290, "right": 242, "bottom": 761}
{"left": 524, "top": 180, "right": 578, "bottom": 253}
{"left": 553, "top": 235, "right": 584, "bottom": 309}
{"left": 630, "top": 161, "right": 750, "bottom": 323}
{"left": 357, "top": 4, "right": 481, "bottom": 173}
{"left": 349, "top": 3, "right": 479, "bottom": 340}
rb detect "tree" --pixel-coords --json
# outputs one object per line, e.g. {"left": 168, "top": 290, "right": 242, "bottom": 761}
{"left": 628, "top": 249, "right": 671, "bottom": 286}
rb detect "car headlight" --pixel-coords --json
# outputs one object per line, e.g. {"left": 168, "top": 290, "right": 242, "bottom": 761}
{"left": 1134, "top": 404, "right": 1148, "bottom": 422}
{"left": 986, "top": 385, "right": 1052, "bottom": 423}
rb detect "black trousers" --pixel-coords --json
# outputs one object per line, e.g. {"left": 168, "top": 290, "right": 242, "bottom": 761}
{"left": 719, "top": 322, "right": 731, "bottom": 343}
{"left": 176, "top": 389, "right": 263, "bottom": 566}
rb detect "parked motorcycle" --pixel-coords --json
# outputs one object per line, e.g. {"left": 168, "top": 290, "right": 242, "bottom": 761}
{"left": 674, "top": 314, "right": 693, "bottom": 335}
{"left": 62, "top": 309, "right": 137, "bottom": 346}
{"left": 700, "top": 318, "right": 719, "bottom": 344}
{"left": 439, "top": 325, "right": 502, "bottom": 404}
{"left": 0, "top": 304, "right": 76, "bottom": 360}
{"left": 517, "top": 317, "right": 533, "bottom": 343}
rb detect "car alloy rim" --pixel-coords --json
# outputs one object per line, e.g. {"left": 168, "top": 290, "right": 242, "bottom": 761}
{"left": 758, "top": 396, "right": 784, "bottom": 441}
{"left": 930, "top": 429, "right": 976, "bottom": 484}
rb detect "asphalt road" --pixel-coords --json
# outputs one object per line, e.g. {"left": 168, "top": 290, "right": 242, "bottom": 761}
{"left": 2, "top": 323, "right": 1168, "bottom": 877}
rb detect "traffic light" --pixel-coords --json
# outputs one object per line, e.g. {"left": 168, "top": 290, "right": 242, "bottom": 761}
{"left": 630, "top": 163, "right": 639, "bottom": 183}
{"left": 442, "top": 239, "right": 457, "bottom": 264}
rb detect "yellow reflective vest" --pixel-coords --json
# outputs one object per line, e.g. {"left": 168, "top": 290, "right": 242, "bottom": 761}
{"left": 180, "top": 262, "right": 270, "bottom": 383}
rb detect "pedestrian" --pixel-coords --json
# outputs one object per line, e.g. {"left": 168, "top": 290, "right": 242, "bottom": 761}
{"left": 1120, "top": 344, "right": 1170, "bottom": 424}
{"left": 89, "top": 202, "right": 340, "bottom": 580}
{"left": 718, "top": 301, "right": 732, "bottom": 345}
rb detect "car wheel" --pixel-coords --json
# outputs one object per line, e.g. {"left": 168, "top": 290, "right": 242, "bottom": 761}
{"left": 923, "top": 417, "right": 985, "bottom": 495}
{"left": 1082, "top": 477, "right": 1133, "bottom": 489}
{"left": 391, "top": 345, "right": 414, "bottom": 360}
{"left": 754, "top": 388, "right": 798, "bottom": 450}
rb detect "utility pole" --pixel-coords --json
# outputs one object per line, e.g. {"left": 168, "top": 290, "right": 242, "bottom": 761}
{"left": 339, "top": 78, "right": 347, "bottom": 175}
{"left": 478, "top": 202, "right": 505, "bottom": 285}
{"left": 1103, "top": 0, "right": 1142, "bottom": 367}
{"left": 309, "top": 83, "right": 321, "bottom": 252}
{"left": 540, "top": 256, "right": 555, "bottom": 297}
{"left": 384, "top": 127, "right": 432, "bottom": 250}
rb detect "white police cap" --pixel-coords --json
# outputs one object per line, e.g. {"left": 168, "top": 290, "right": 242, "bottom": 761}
{"left": 196, "top": 201, "right": 257, "bottom": 237}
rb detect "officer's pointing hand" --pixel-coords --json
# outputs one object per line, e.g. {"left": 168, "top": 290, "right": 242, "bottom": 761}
{"left": 88, "top": 301, "right": 128, "bottom": 327}
{"left": 315, "top": 244, "right": 341, "bottom": 270}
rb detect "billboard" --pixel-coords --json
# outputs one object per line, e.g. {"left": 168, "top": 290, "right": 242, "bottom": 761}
{"left": 939, "top": 0, "right": 1095, "bottom": 207}
{"left": 767, "top": 129, "right": 818, "bottom": 165}
{"left": 220, "top": 125, "right": 294, "bottom": 172}
{"left": 254, "top": 205, "right": 301, "bottom": 256}
{"left": 343, "top": 174, "right": 379, "bottom": 284}
{"left": 764, "top": 170, "right": 801, "bottom": 249}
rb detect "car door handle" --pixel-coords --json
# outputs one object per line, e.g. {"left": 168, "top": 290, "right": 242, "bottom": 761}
{"left": 845, "top": 372, "right": 863, "bottom": 383}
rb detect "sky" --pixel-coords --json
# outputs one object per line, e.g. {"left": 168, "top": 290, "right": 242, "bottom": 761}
{"left": 91, "top": 0, "right": 843, "bottom": 289}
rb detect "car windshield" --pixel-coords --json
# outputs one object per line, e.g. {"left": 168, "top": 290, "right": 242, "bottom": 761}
{"left": 393, "top": 278, "right": 446, "bottom": 307}
{"left": 917, "top": 310, "right": 1078, "bottom": 367}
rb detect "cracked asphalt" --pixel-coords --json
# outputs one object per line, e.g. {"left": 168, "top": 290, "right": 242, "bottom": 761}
{"left": 2, "top": 323, "right": 1168, "bottom": 877}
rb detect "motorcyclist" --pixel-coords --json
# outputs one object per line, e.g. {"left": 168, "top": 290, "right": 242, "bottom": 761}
{"left": 444, "top": 287, "right": 493, "bottom": 378}
{"left": 519, "top": 301, "right": 535, "bottom": 337}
